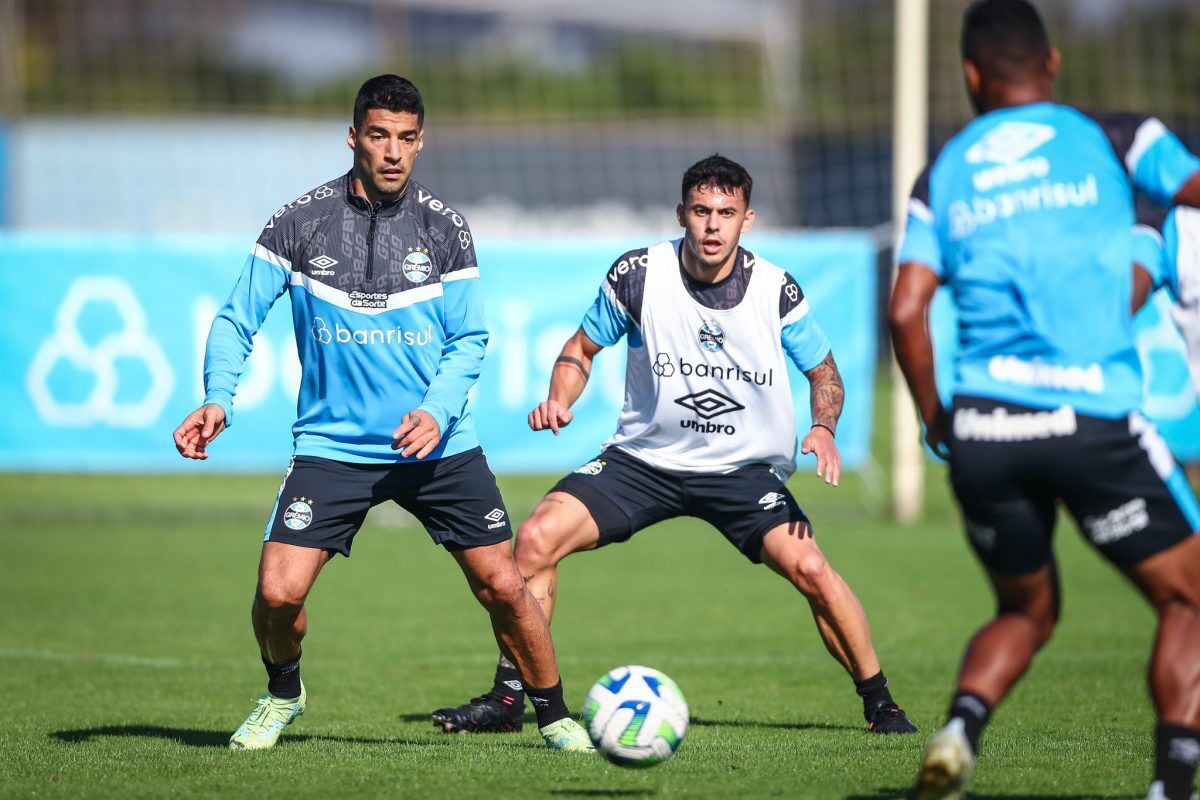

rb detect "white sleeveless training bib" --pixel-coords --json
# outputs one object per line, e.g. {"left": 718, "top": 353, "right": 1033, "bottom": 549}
{"left": 604, "top": 240, "right": 799, "bottom": 476}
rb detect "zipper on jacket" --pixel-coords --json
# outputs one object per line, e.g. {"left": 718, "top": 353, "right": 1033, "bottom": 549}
{"left": 364, "top": 203, "right": 380, "bottom": 282}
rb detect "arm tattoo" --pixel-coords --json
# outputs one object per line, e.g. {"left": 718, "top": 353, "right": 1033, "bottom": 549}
{"left": 803, "top": 351, "right": 844, "bottom": 433}
{"left": 554, "top": 355, "right": 590, "bottom": 381}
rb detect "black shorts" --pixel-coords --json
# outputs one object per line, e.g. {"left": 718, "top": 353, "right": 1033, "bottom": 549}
{"left": 264, "top": 447, "right": 513, "bottom": 557}
{"left": 949, "top": 396, "right": 1200, "bottom": 575}
{"left": 550, "top": 448, "right": 809, "bottom": 564}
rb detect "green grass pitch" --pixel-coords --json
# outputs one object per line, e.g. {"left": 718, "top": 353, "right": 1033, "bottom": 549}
{"left": 0, "top": 466, "right": 1162, "bottom": 798}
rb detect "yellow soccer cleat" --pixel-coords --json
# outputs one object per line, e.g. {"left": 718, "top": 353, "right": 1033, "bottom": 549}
{"left": 540, "top": 717, "right": 595, "bottom": 752}
{"left": 228, "top": 681, "right": 306, "bottom": 750}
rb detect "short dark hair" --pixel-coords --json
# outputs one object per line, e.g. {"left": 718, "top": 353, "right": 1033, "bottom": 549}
{"left": 681, "top": 154, "right": 753, "bottom": 205}
{"left": 962, "top": 0, "right": 1051, "bottom": 81}
{"left": 353, "top": 74, "right": 424, "bottom": 128}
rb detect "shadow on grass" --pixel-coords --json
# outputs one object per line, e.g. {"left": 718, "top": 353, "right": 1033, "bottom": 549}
{"left": 690, "top": 715, "right": 859, "bottom": 733}
{"left": 844, "top": 790, "right": 1140, "bottom": 800}
{"left": 548, "top": 791, "right": 655, "bottom": 797}
{"left": 52, "top": 725, "right": 453, "bottom": 749}
{"left": 398, "top": 712, "right": 536, "bottom": 726}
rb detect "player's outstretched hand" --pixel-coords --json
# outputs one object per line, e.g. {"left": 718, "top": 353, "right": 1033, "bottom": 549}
{"left": 528, "top": 399, "right": 573, "bottom": 435}
{"left": 173, "top": 403, "right": 227, "bottom": 460}
{"left": 392, "top": 410, "right": 442, "bottom": 459}
{"left": 801, "top": 425, "right": 840, "bottom": 487}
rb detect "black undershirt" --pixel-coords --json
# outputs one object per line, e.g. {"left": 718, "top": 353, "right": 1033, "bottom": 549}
{"left": 677, "top": 243, "right": 751, "bottom": 311}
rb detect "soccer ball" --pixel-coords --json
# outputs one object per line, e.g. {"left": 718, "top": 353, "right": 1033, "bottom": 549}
{"left": 581, "top": 665, "right": 688, "bottom": 767}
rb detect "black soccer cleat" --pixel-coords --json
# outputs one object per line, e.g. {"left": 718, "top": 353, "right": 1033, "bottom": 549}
{"left": 431, "top": 694, "right": 524, "bottom": 733}
{"left": 867, "top": 702, "right": 918, "bottom": 734}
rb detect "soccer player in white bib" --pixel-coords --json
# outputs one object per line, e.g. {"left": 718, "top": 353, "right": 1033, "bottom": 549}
{"left": 432, "top": 155, "right": 917, "bottom": 736}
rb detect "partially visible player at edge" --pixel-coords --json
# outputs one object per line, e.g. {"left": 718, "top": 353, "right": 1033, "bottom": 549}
{"left": 890, "top": 2, "right": 1200, "bottom": 799}
{"left": 432, "top": 154, "right": 918, "bottom": 737}
{"left": 172, "top": 75, "right": 590, "bottom": 752}
{"left": 1133, "top": 210, "right": 1200, "bottom": 487}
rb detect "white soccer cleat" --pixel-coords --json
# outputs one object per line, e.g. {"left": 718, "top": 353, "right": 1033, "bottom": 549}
{"left": 1146, "top": 780, "right": 1200, "bottom": 800}
{"left": 914, "top": 718, "right": 976, "bottom": 800}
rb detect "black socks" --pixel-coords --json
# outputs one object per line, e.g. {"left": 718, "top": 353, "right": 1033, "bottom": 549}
{"left": 263, "top": 654, "right": 302, "bottom": 700}
{"left": 947, "top": 691, "right": 992, "bottom": 755}
{"left": 1155, "top": 723, "right": 1200, "bottom": 800}
{"left": 489, "top": 662, "right": 526, "bottom": 708}
{"left": 854, "top": 670, "right": 897, "bottom": 720}
{"left": 526, "top": 680, "right": 570, "bottom": 728}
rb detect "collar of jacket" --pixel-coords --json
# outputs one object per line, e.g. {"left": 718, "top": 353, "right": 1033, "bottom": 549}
{"left": 342, "top": 170, "right": 410, "bottom": 219}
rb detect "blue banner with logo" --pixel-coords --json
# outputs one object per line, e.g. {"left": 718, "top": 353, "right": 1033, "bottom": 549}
{"left": 931, "top": 289, "right": 1200, "bottom": 461}
{"left": 0, "top": 232, "right": 877, "bottom": 473}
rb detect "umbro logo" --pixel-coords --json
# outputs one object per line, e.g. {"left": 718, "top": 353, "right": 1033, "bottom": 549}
{"left": 484, "top": 508, "right": 507, "bottom": 530}
{"left": 308, "top": 254, "right": 338, "bottom": 275}
{"left": 674, "top": 389, "right": 744, "bottom": 420}
{"left": 759, "top": 492, "right": 785, "bottom": 511}
{"left": 1169, "top": 737, "right": 1200, "bottom": 766}
{"left": 965, "top": 121, "right": 1056, "bottom": 165}
{"left": 952, "top": 695, "right": 991, "bottom": 719}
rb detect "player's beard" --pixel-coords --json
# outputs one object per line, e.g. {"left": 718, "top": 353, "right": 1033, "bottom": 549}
{"left": 371, "top": 166, "right": 408, "bottom": 199}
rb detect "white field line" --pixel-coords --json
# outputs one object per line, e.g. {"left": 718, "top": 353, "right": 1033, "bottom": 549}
{"left": 0, "top": 647, "right": 190, "bottom": 668}
{"left": 0, "top": 647, "right": 844, "bottom": 670}
{"left": 0, "top": 646, "right": 500, "bottom": 669}
{"left": 7, "top": 645, "right": 1125, "bottom": 671}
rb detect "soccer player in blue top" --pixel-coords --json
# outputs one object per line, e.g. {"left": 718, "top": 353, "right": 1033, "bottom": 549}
{"left": 172, "top": 75, "right": 591, "bottom": 753}
{"left": 889, "top": 2, "right": 1200, "bottom": 798}
{"left": 1134, "top": 209, "right": 1200, "bottom": 486}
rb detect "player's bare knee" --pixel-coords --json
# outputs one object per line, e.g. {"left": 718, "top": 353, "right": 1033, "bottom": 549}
{"left": 789, "top": 552, "right": 834, "bottom": 597}
{"left": 514, "top": 519, "right": 563, "bottom": 573}
{"left": 256, "top": 581, "right": 305, "bottom": 616}
{"left": 1141, "top": 561, "right": 1200, "bottom": 612}
{"left": 475, "top": 570, "right": 527, "bottom": 612}
{"left": 1000, "top": 600, "right": 1057, "bottom": 646}
{"left": 1154, "top": 592, "right": 1200, "bottom": 624}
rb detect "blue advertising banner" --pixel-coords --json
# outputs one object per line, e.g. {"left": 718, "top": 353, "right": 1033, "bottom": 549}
{"left": 931, "top": 288, "right": 1200, "bottom": 461}
{"left": 0, "top": 231, "right": 878, "bottom": 474}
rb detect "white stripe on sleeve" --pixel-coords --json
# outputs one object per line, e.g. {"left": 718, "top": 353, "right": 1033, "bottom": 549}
{"left": 603, "top": 278, "right": 630, "bottom": 318}
{"left": 1125, "top": 117, "right": 1167, "bottom": 176}
{"left": 781, "top": 297, "right": 810, "bottom": 328}
{"left": 252, "top": 243, "right": 293, "bottom": 271}
{"left": 442, "top": 267, "right": 480, "bottom": 282}
{"left": 908, "top": 197, "right": 935, "bottom": 224}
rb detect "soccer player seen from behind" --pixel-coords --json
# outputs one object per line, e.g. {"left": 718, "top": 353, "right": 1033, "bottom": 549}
{"left": 172, "top": 74, "right": 590, "bottom": 753}
{"left": 890, "top": 2, "right": 1200, "bottom": 799}
{"left": 432, "top": 154, "right": 918, "bottom": 737}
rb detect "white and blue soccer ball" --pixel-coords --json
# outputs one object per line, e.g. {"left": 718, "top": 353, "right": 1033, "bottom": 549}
{"left": 582, "top": 665, "right": 688, "bottom": 767}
